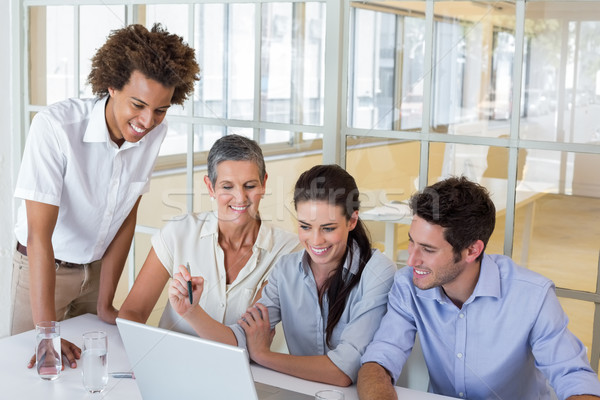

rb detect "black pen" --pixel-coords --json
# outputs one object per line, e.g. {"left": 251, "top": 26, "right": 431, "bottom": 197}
{"left": 185, "top": 262, "right": 193, "bottom": 304}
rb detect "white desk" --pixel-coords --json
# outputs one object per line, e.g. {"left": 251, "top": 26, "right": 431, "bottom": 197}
{"left": 361, "top": 202, "right": 412, "bottom": 261}
{"left": 0, "top": 314, "right": 456, "bottom": 399}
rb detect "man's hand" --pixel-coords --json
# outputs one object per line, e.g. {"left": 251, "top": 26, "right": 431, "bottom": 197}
{"left": 357, "top": 362, "right": 397, "bottom": 400}
{"left": 97, "top": 304, "right": 119, "bottom": 325}
{"left": 27, "top": 338, "right": 81, "bottom": 370}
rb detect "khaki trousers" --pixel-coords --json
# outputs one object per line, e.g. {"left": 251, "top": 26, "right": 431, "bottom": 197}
{"left": 10, "top": 251, "right": 102, "bottom": 335}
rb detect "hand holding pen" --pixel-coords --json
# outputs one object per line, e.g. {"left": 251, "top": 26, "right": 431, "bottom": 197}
{"left": 168, "top": 264, "right": 205, "bottom": 317}
{"left": 185, "top": 263, "right": 193, "bottom": 305}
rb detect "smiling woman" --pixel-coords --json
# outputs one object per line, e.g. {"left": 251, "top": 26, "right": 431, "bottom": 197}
{"left": 296, "top": 200, "right": 358, "bottom": 277}
{"left": 204, "top": 160, "right": 265, "bottom": 225}
{"left": 161, "top": 164, "right": 396, "bottom": 387}
{"left": 118, "top": 134, "right": 301, "bottom": 337}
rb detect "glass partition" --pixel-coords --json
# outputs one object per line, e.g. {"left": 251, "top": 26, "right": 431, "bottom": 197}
{"left": 194, "top": 3, "right": 255, "bottom": 121}
{"left": 29, "top": 6, "right": 75, "bottom": 106}
{"left": 349, "top": 2, "right": 426, "bottom": 131}
{"left": 523, "top": 2, "right": 600, "bottom": 145}
{"left": 78, "top": 6, "right": 127, "bottom": 98}
{"left": 432, "top": 2, "right": 516, "bottom": 136}
{"left": 346, "top": 137, "right": 421, "bottom": 263}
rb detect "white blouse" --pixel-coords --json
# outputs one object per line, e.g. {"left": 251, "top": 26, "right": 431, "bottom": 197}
{"left": 152, "top": 211, "right": 301, "bottom": 335}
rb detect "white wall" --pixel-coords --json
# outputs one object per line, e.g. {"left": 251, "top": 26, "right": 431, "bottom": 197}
{"left": 0, "top": 0, "right": 16, "bottom": 338}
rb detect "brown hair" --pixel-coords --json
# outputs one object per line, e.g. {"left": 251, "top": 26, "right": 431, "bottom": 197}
{"left": 294, "top": 164, "right": 372, "bottom": 348}
{"left": 409, "top": 176, "right": 496, "bottom": 262}
{"left": 87, "top": 23, "right": 200, "bottom": 105}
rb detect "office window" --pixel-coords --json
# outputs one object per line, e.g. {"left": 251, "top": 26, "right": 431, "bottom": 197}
{"left": 17, "top": 0, "right": 600, "bottom": 369}
{"left": 345, "top": 1, "right": 600, "bottom": 371}
{"left": 79, "top": 6, "right": 128, "bottom": 98}
{"left": 524, "top": 3, "right": 600, "bottom": 145}
{"left": 346, "top": 137, "right": 421, "bottom": 263}
{"left": 29, "top": 6, "right": 75, "bottom": 105}
{"left": 349, "top": 5, "right": 426, "bottom": 131}
{"left": 431, "top": 3, "right": 516, "bottom": 134}
{"left": 194, "top": 3, "right": 254, "bottom": 121}
{"left": 24, "top": 1, "right": 326, "bottom": 163}
{"left": 261, "top": 3, "right": 325, "bottom": 127}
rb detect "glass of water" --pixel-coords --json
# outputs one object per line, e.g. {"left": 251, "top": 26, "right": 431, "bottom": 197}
{"left": 82, "top": 331, "right": 108, "bottom": 393}
{"left": 315, "top": 389, "right": 345, "bottom": 400}
{"left": 35, "top": 321, "right": 62, "bottom": 380}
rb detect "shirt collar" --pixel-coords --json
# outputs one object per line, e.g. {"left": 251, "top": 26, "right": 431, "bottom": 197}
{"left": 299, "top": 240, "right": 361, "bottom": 279}
{"left": 82, "top": 96, "right": 143, "bottom": 149}
{"left": 467, "top": 253, "right": 501, "bottom": 302}
{"left": 415, "top": 253, "right": 501, "bottom": 304}
{"left": 200, "top": 211, "right": 273, "bottom": 251}
{"left": 199, "top": 212, "right": 219, "bottom": 238}
{"left": 83, "top": 96, "right": 110, "bottom": 144}
{"left": 415, "top": 285, "right": 447, "bottom": 303}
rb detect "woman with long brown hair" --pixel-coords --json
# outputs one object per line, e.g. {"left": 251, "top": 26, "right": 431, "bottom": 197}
{"left": 168, "top": 164, "right": 396, "bottom": 386}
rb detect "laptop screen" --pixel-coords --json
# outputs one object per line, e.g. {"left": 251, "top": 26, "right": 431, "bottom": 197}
{"left": 117, "top": 318, "right": 259, "bottom": 400}
{"left": 117, "top": 318, "right": 315, "bottom": 400}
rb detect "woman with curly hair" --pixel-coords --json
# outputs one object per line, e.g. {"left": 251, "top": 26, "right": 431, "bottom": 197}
{"left": 11, "top": 24, "right": 199, "bottom": 371}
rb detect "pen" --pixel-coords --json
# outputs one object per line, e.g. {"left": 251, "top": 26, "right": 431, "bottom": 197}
{"left": 186, "top": 262, "right": 193, "bottom": 305}
{"left": 109, "top": 371, "right": 135, "bottom": 379}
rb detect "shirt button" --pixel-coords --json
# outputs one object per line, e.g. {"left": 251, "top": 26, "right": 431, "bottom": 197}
{"left": 459, "top": 313, "right": 465, "bottom": 318}
{"left": 459, "top": 392, "right": 464, "bottom": 397}
{"left": 457, "top": 353, "right": 463, "bottom": 359}
{"left": 220, "top": 303, "right": 225, "bottom": 308}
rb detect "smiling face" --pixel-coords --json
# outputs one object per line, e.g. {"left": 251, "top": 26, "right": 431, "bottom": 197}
{"left": 204, "top": 160, "right": 266, "bottom": 224}
{"left": 407, "top": 215, "right": 469, "bottom": 291}
{"left": 296, "top": 200, "right": 358, "bottom": 273}
{"left": 105, "top": 70, "right": 175, "bottom": 146}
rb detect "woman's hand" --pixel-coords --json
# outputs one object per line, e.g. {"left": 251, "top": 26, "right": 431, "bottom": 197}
{"left": 238, "top": 303, "right": 274, "bottom": 363}
{"left": 168, "top": 264, "right": 204, "bottom": 317}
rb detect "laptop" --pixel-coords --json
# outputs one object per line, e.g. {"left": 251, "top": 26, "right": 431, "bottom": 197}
{"left": 116, "top": 318, "right": 313, "bottom": 400}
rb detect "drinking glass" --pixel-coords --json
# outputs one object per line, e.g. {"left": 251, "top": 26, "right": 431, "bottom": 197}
{"left": 315, "top": 389, "right": 345, "bottom": 400}
{"left": 81, "top": 331, "right": 108, "bottom": 393}
{"left": 35, "top": 321, "right": 61, "bottom": 380}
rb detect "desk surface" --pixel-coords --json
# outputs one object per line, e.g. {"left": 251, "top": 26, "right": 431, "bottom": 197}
{"left": 0, "top": 314, "right": 456, "bottom": 399}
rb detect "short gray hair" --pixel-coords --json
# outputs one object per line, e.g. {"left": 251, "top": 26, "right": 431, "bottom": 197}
{"left": 207, "top": 134, "right": 266, "bottom": 186}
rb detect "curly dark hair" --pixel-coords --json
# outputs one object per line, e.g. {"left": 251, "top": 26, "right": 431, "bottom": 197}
{"left": 87, "top": 23, "right": 200, "bottom": 105}
{"left": 409, "top": 176, "right": 496, "bottom": 262}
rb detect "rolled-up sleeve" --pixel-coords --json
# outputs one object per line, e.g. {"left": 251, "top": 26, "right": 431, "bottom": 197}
{"left": 229, "top": 323, "right": 247, "bottom": 349}
{"left": 327, "top": 254, "right": 396, "bottom": 381}
{"left": 228, "top": 258, "right": 284, "bottom": 351}
{"left": 361, "top": 269, "right": 417, "bottom": 384}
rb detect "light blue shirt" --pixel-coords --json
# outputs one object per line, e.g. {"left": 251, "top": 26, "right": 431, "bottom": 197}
{"left": 230, "top": 245, "right": 396, "bottom": 382}
{"left": 361, "top": 254, "right": 600, "bottom": 399}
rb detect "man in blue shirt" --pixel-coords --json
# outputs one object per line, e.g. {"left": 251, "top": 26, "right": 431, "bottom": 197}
{"left": 358, "top": 176, "right": 600, "bottom": 400}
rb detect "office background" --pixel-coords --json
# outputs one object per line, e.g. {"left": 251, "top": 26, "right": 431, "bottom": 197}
{"left": 1, "top": 0, "right": 599, "bottom": 379}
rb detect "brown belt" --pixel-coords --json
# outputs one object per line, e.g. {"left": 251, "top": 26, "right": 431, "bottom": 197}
{"left": 16, "top": 242, "right": 86, "bottom": 268}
